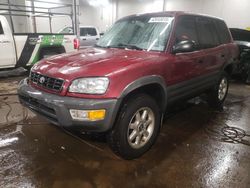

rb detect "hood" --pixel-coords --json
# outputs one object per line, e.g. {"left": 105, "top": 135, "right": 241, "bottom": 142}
{"left": 32, "top": 47, "right": 160, "bottom": 80}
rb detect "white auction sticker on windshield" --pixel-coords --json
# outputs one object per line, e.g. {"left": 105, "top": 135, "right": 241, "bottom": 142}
{"left": 148, "top": 17, "right": 173, "bottom": 23}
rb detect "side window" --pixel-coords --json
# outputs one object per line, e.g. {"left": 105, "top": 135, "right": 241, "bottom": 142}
{"left": 87, "top": 28, "right": 97, "bottom": 36}
{"left": 80, "top": 28, "right": 97, "bottom": 36}
{"left": 0, "top": 22, "right": 4, "bottom": 35}
{"left": 214, "top": 20, "right": 231, "bottom": 44}
{"left": 80, "top": 28, "right": 87, "bottom": 36}
{"left": 60, "top": 27, "right": 73, "bottom": 34}
{"left": 196, "top": 17, "right": 219, "bottom": 49}
{"left": 175, "top": 16, "right": 199, "bottom": 46}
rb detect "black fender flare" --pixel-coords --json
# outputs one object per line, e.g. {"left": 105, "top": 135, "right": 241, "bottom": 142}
{"left": 118, "top": 75, "right": 168, "bottom": 111}
{"left": 222, "top": 62, "right": 235, "bottom": 76}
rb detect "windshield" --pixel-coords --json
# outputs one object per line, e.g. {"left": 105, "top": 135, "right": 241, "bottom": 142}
{"left": 96, "top": 16, "right": 174, "bottom": 52}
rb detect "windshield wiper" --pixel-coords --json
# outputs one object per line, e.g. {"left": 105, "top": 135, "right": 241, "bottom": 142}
{"left": 94, "top": 44, "right": 104, "bottom": 48}
{"left": 106, "top": 43, "right": 144, "bottom": 51}
{"left": 124, "top": 44, "right": 144, "bottom": 51}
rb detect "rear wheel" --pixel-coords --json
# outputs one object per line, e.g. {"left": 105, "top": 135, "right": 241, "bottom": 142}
{"left": 207, "top": 72, "right": 229, "bottom": 108}
{"left": 107, "top": 94, "right": 161, "bottom": 160}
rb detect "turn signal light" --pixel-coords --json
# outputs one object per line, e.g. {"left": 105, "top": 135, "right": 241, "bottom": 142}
{"left": 88, "top": 110, "right": 106, "bottom": 121}
{"left": 70, "top": 109, "right": 106, "bottom": 121}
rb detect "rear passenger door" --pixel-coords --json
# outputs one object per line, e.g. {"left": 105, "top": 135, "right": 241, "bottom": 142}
{"left": 214, "top": 20, "right": 235, "bottom": 64}
{"left": 195, "top": 17, "right": 227, "bottom": 76}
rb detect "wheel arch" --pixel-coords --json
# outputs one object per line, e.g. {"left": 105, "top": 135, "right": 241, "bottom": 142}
{"left": 118, "top": 75, "right": 168, "bottom": 113}
{"left": 223, "top": 63, "right": 234, "bottom": 76}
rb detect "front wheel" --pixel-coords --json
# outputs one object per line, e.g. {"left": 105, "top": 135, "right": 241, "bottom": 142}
{"left": 207, "top": 72, "right": 229, "bottom": 108}
{"left": 107, "top": 94, "right": 161, "bottom": 160}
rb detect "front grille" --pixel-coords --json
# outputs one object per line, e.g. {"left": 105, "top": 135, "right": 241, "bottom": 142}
{"left": 30, "top": 72, "right": 64, "bottom": 92}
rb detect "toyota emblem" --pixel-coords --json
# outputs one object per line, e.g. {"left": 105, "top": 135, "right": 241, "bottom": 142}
{"left": 39, "top": 77, "right": 45, "bottom": 84}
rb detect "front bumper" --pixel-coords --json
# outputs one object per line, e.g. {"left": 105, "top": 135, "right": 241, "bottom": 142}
{"left": 18, "top": 78, "right": 120, "bottom": 132}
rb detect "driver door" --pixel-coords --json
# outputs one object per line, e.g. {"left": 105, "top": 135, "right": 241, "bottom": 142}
{"left": 166, "top": 15, "right": 205, "bottom": 102}
{"left": 171, "top": 15, "right": 205, "bottom": 83}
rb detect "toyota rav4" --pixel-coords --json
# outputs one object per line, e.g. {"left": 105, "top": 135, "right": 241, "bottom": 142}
{"left": 18, "top": 11, "right": 239, "bottom": 159}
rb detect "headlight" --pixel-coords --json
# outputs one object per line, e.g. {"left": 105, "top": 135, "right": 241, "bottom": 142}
{"left": 69, "top": 77, "right": 109, "bottom": 94}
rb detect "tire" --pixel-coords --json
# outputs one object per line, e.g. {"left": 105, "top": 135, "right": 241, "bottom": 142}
{"left": 207, "top": 72, "right": 229, "bottom": 108}
{"left": 107, "top": 94, "right": 161, "bottom": 160}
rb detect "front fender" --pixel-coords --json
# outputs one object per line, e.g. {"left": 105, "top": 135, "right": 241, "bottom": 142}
{"left": 119, "top": 75, "right": 168, "bottom": 110}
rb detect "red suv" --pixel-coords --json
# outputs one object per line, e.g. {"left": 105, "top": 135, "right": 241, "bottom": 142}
{"left": 18, "top": 11, "right": 239, "bottom": 159}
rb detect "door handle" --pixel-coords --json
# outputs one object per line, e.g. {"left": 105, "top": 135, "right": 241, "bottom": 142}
{"left": 221, "top": 54, "right": 225, "bottom": 58}
{"left": 82, "top": 38, "right": 86, "bottom": 40}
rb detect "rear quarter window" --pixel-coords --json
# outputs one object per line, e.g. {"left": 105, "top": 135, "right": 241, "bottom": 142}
{"left": 0, "top": 22, "right": 4, "bottom": 34}
{"left": 214, "top": 20, "right": 231, "bottom": 44}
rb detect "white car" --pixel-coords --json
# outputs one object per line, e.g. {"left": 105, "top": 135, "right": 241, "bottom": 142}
{"left": 58, "top": 26, "right": 100, "bottom": 47}
{"left": 79, "top": 26, "right": 100, "bottom": 47}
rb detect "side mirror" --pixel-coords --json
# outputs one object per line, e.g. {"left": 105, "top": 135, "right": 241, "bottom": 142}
{"left": 172, "top": 40, "right": 196, "bottom": 54}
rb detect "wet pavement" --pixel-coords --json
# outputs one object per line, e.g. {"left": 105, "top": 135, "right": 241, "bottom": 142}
{"left": 0, "top": 77, "right": 250, "bottom": 188}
